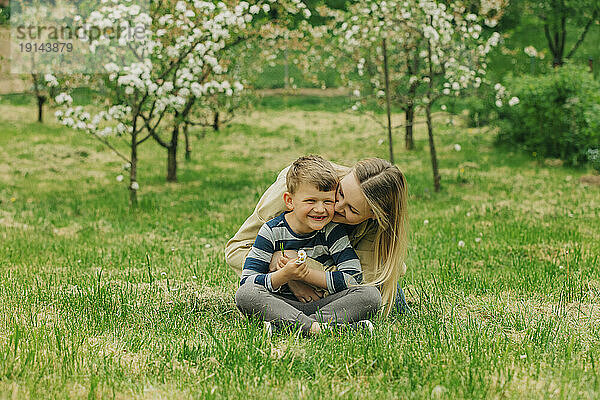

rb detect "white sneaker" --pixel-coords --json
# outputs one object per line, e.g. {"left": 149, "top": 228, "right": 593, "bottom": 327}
{"left": 263, "top": 321, "right": 273, "bottom": 337}
{"left": 354, "top": 319, "right": 374, "bottom": 335}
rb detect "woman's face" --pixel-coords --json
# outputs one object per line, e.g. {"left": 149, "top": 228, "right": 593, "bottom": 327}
{"left": 332, "top": 171, "right": 374, "bottom": 225}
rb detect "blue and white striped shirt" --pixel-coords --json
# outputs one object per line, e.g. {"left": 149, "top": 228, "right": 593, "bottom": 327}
{"left": 241, "top": 212, "right": 362, "bottom": 298}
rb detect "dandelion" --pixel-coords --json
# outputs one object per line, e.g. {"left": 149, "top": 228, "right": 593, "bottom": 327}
{"left": 10, "top": 197, "right": 16, "bottom": 202}
{"left": 454, "top": 144, "right": 462, "bottom": 152}
{"left": 116, "top": 175, "right": 124, "bottom": 182}
{"left": 458, "top": 240, "right": 465, "bottom": 247}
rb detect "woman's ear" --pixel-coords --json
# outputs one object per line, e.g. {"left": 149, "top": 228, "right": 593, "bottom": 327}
{"left": 283, "top": 192, "right": 294, "bottom": 211}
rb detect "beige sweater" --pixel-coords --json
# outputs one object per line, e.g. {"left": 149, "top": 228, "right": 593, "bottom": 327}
{"left": 224, "top": 162, "right": 407, "bottom": 285}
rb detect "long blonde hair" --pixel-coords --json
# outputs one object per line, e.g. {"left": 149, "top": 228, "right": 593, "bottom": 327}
{"left": 353, "top": 158, "right": 408, "bottom": 317}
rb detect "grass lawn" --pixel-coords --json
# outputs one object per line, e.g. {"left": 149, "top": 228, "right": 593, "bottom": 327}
{"left": 0, "top": 97, "right": 599, "bottom": 399}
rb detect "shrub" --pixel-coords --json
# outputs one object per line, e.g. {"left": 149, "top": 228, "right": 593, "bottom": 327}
{"left": 496, "top": 65, "right": 600, "bottom": 166}
{"left": 463, "top": 86, "right": 497, "bottom": 128}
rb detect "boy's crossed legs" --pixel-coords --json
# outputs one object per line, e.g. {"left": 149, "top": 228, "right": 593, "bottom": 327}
{"left": 235, "top": 282, "right": 381, "bottom": 336}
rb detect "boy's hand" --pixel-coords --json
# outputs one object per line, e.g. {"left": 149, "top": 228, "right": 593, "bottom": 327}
{"left": 282, "top": 257, "right": 309, "bottom": 281}
{"left": 270, "top": 250, "right": 298, "bottom": 272}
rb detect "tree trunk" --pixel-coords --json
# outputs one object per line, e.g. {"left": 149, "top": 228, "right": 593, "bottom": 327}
{"left": 184, "top": 124, "right": 191, "bottom": 161}
{"left": 129, "top": 134, "right": 138, "bottom": 208}
{"left": 284, "top": 46, "right": 289, "bottom": 89}
{"left": 382, "top": 38, "right": 394, "bottom": 164}
{"left": 213, "top": 111, "right": 220, "bottom": 131}
{"left": 167, "top": 125, "right": 179, "bottom": 182}
{"left": 405, "top": 104, "right": 414, "bottom": 150}
{"left": 425, "top": 104, "right": 441, "bottom": 192}
{"left": 37, "top": 95, "right": 46, "bottom": 123}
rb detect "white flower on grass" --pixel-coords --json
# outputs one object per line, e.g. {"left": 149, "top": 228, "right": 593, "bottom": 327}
{"left": 204, "top": 244, "right": 211, "bottom": 248}
{"left": 353, "top": 89, "right": 360, "bottom": 97}
{"left": 116, "top": 174, "right": 124, "bottom": 182}
{"left": 519, "top": 354, "right": 527, "bottom": 359}
{"left": 559, "top": 265, "right": 564, "bottom": 270}
{"left": 377, "top": 138, "right": 384, "bottom": 145}
{"left": 508, "top": 97, "right": 520, "bottom": 107}
{"left": 423, "top": 219, "right": 429, "bottom": 225}
{"left": 192, "top": 275, "right": 197, "bottom": 280}
{"left": 458, "top": 240, "right": 465, "bottom": 247}
{"left": 524, "top": 46, "right": 537, "bottom": 58}
{"left": 475, "top": 237, "right": 482, "bottom": 243}
{"left": 130, "top": 181, "right": 139, "bottom": 190}
{"left": 454, "top": 144, "right": 462, "bottom": 152}
{"left": 441, "top": 105, "right": 447, "bottom": 111}
{"left": 249, "top": 5, "right": 259, "bottom": 14}
{"left": 161, "top": 271, "right": 167, "bottom": 277}
{"left": 495, "top": 99, "right": 503, "bottom": 108}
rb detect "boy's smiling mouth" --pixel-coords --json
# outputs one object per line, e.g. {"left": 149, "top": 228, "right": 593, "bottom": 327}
{"left": 308, "top": 215, "right": 327, "bottom": 221}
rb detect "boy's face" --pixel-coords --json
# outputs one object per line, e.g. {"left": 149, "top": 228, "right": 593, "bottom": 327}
{"left": 284, "top": 182, "right": 336, "bottom": 233}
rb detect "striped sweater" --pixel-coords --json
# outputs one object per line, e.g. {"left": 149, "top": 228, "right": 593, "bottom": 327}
{"left": 241, "top": 212, "right": 362, "bottom": 298}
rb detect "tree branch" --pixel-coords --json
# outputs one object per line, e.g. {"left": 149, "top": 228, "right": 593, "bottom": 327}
{"left": 89, "top": 132, "right": 131, "bottom": 163}
{"left": 567, "top": 12, "right": 597, "bottom": 59}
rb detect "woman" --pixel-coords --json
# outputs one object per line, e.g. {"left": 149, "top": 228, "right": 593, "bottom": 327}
{"left": 225, "top": 157, "right": 408, "bottom": 317}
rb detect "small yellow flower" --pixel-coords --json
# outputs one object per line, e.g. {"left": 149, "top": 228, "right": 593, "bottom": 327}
{"left": 10, "top": 197, "right": 16, "bottom": 202}
{"left": 460, "top": 168, "right": 465, "bottom": 173}
{"left": 532, "top": 152, "right": 537, "bottom": 157}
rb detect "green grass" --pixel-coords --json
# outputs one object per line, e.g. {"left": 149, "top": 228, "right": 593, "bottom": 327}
{"left": 0, "top": 98, "right": 599, "bottom": 399}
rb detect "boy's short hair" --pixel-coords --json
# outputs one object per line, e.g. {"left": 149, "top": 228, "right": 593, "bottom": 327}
{"left": 286, "top": 155, "right": 338, "bottom": 194}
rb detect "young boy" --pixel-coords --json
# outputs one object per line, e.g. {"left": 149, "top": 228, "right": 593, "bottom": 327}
{"left": 235, "top": 155, "right": 366, "bottom": 336}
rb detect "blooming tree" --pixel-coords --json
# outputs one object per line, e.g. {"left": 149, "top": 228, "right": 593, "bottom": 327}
{"left": 55, "top": 0, "right": 305, "bottom": 205}
{"left": 330, "top": 0, "right": 504, "bottom": 191}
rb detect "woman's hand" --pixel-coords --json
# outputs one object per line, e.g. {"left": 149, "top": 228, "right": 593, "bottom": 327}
{"left": 270, "top": 250, "right": 298, "bottom": 272}
{"left": 288, "top": 280, "right": 325, "bottom": 303}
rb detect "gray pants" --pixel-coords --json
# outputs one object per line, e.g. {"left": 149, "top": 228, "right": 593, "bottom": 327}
{"left": 235, "top": 282, "right": 382, "bottom": 334}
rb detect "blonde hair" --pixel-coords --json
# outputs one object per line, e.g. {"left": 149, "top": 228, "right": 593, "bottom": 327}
{"left": 353, "top": 158, "right": 408, "bottom": 317}
{"left": 286, "top": 155, "right": 338, "bottom": 194}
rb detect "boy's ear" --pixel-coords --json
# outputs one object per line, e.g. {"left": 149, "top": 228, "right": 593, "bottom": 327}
{"left": 283, "top": 191, "right": 294, "bottom": 211}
